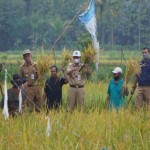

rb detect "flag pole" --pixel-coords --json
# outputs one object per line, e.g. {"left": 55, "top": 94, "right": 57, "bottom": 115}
{"left": 50, "top": 0, "right": 90, "bottom": 64}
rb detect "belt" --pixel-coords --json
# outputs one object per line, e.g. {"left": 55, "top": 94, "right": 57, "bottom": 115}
{"left": 70, "top": 85, "right": 84, "bottom": 88}
{"left": 27, "top": 84, "right": 34, "bottom": 87}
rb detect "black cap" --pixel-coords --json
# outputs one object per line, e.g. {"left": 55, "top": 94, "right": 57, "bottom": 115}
{"left": 11, "top": 73, "right": 23, "bottom": 87}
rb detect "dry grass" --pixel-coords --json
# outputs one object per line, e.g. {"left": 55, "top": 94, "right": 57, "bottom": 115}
{"left": 0, "top": 106, "right": 149, "bottom": 149}
{"left": 35, "top": 46, "right": 53, "bottom": 86}
{"left": 124, "top": 58, "right": 141, "bottom": 86}
{"left": 0, "top": 50, "right": 149, "bottom": 149}
{"left": 82, "top": 44, "right": 96, "bottom": 63}
{"left": 61, "top": 48, "right": 72, "bottom": 67}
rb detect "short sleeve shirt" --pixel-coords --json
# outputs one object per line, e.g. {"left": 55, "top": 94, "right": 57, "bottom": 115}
{"left": 107, "top": 79, "right": 125, "bottom": 110}
{"left": 67, "top": 63, "right": 85, "bottom": 86}
{"left": 20, "top": 62, "right": 38, "bottom": 85}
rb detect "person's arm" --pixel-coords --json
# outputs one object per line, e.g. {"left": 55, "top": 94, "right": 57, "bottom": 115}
{"left": 123, "top": 84, "right": 129, "bottom": 96}
{"left": 20, "top": 66, "right": 28, "bottom": 87}
{"left": 84, "top": 64, "right": 92, "bottom": 77}
{"left": 42, "top": 93, "right": 47, "bottom": 104}
{"left": 42, "top": 80, "right": 48, "bottom": 104}
{"left": 61, "top": 66, "right": 68, "bottom": 83}
{"left": 66, "top": 67, "right": 79, "bottom": 75}
{"left": 106, "top": 82, "right": 111, "bottom": 110}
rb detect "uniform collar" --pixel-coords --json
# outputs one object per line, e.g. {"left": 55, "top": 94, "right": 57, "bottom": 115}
{"left": 24, "top": 61, "right": 34, "bottom": 66}
{"left": 113, "top": 78, "right": 122, "bottom": 84}
{"left": 73, "top": 62, "right": 82, "bottom": 67}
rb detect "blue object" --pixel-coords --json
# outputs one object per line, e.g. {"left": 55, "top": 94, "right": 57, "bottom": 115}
{"left": 102, "top": 147, "right": 108, "bottom": 150}
{"left": 107, "top": 79, "right": 125, "bottom": 110}
{"left": 138, "top": 59, "right": 150, "bottom": 86}
{"left": 78, "top": 0, "right": 95, "bottom": 24}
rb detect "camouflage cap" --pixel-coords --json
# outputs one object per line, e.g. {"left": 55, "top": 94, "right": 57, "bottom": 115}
{"left": 23, "top": 49, "right": 31, "bottom": 55}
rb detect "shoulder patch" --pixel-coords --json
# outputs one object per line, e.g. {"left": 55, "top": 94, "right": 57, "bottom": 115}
{"left": 68, "top": 63, "right": 73, "bottom": 66}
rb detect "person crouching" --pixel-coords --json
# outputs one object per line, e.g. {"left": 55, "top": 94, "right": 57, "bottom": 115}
{"left": 1, "top": 73, "right": 26, "bottom": 117}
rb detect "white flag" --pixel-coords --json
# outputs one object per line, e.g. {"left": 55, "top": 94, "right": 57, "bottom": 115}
{"left": 79, "top": 0, "right": 99, "bottom": 70}
{"left": 2, "top": 69, "right": 9, "bottom": 120}
{"left": 46, "top": 116, "right": 51, "bottom": 137}
{"left": 18, "top": 89, "right": 22, "bottom": 113}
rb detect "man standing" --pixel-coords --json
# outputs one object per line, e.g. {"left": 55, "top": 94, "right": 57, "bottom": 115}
{"left": 67, "top": 50, "right": 91, "bottom": 111}
{"left": 43, "top": 65, "right": 67, "bottom": 112}
{"left": 107, "top": 67, "right": 128, "bottom": 111}
{"left": 131, "top": 47, "right": 150, "bottom": 109}
{"left": 1, "top": 73, "right": 26, "bottom": 117}
{"left": 20, "top": 49, "right": 42, "bottom": 112}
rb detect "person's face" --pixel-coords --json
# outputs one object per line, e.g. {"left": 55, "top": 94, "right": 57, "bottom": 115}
{"left": 73, "top": 56, "right": 80, "bottom": 64}
{"left": 142, "top": 49, "right": 150, "bottom": 60}
{"left": 142, "top": 49, "right": 149, "bottom": 55}
{"left": 113, "top": 73, "right": 121, "bottom": 81}
{"left": 113, "top": 73, "right": 119, "bottom": 78}
{"left": 23, "top": 53, "right": 32, "bottom": 64}
{"left": 50, "top": 67, "right": 57, "bottom": 77}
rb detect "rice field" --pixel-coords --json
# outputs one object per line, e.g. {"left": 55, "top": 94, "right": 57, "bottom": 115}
{"left": 0, "top": 50, "right": 149, "bottom": 150}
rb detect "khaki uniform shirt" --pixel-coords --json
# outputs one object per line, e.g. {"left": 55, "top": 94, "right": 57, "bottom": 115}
{"left": 67, "top": 63, "right": 86, "bottom": 86}
{"left": 20, "top": 62, "right": 38, "bottom": 86}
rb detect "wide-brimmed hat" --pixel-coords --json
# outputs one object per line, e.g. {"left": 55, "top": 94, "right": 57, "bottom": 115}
{"left": 11, "top": 73, "right": 23, "bottom": 86}
{"left": 112, "top": 67, "right": 122, "bottom": 74}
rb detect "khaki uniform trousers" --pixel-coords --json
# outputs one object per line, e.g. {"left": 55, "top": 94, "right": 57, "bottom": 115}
{"left": 135, "top": 86, "right": 150, "bottom": 108}
{"left": 67, "top": 87, "right": 85, "bottom": 111}
{"left": 25, "top": 86, "right": 43, "bottom": 112}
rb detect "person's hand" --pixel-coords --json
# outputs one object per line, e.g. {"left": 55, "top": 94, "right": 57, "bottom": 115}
{"left": 23, "top": 82, "right": 27, "bottom": 88}
{"left": 73, "top": 67, "right": 80, "bottom": 72}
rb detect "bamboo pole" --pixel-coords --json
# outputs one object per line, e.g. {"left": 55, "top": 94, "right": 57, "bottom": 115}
{"left": 50, "top": 0, "right": 90, "bottom": 64}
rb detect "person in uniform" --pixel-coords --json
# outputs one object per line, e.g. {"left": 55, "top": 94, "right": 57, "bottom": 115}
{"left": 42, "top": 65, "right": 67, "bottom": 113}
{"left": 20, "top": 49, "right": 42, "bottom": 112}
{"left": 107, "top": 67, "right": 128, "bottom": 111}
{"left": 66, "top": 50, "right": 91, "bottom": 111}
{"left": 1, "top": 73, "right": 26, "bottom": 117}
{"left": 131, "top": 47, "right": 150, "bottom": 109}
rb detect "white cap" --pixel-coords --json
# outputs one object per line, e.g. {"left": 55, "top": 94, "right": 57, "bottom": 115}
{"left": 23, "top": 49, "right": 31, "bottom": 55}
{"left": 112, "top": 67, "right": 122, "bottom": 73}
{"left": 73, "top": 50, "right": 81, "bottom": 57}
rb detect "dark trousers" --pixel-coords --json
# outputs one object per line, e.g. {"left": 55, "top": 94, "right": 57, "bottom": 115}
{"left": 46, "top": 99, "right": 62, "bottom": 110}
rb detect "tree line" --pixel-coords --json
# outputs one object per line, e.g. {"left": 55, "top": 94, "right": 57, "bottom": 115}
{"left": 0, "top": 0, "right": 149, "bottom": 51}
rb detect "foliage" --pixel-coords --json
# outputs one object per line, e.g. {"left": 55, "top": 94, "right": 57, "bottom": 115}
{"left": 0, "top": 0, "right": 150, "bottom": 50}
{"left": 124, "top": 58, "right": 141, "bottom": 83}
{"left": 0, "top": 50, "right": 149, "bottom": 149}
{"left": 61, "top": 47, "right": 72, "bottom": 67}
{"left": 0, "top": 97, "right": 150, "bottom": 149}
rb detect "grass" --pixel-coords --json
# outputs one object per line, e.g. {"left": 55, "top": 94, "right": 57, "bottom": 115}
{"left": 0, "top": 50, "right": 149, "bottom": 149}
{"left": 0, "top": 108, "right": 149, "bottom": 149}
